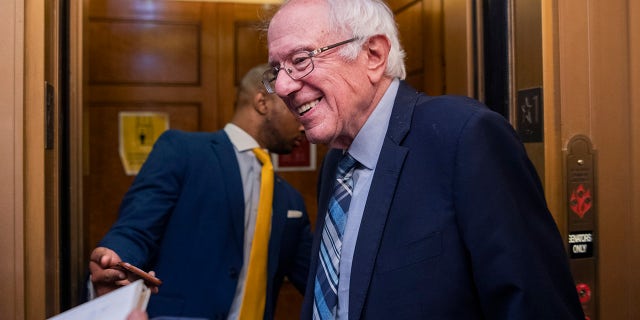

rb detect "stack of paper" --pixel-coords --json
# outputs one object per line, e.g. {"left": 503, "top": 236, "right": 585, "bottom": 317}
{"left": 49, "top": 279, "right": 150, "bottom": 320}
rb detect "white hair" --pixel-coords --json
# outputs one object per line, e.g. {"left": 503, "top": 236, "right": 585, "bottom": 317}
{"left": 279, "top": 0, "right": 407, "bottom": 79}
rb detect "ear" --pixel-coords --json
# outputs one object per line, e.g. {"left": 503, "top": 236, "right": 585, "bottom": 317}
{"left": 253, "top": 91, "right": 269, "bottom": 115}
{"left": 364, "top": 34, "right": 391, "bottom": 83}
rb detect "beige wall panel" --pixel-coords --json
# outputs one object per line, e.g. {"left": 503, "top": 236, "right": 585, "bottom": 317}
{"left": 587, "top": 1, "right": 631, "bottom": 318}
{"left": 558, "top": 0, "right": 590, "bottom": 135}
{"left": 557, "top": 0, "right": 636, "bottom": 318}
{"left": 0, "top": 0, "right": 24, "bottom": 318}
{"left": 443, "top": 0, "right": 470, "bottom": 96}
{"left": 396, "top": 2, "right": 424, "bottom": 77}
{"left": 88, "top": 20, "right": 201, "bottom": 85}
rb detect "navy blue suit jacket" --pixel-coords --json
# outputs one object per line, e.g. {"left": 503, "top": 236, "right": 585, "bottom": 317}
{"left": 100, "top": 130, "right": 312, "bottom": 320}
{"left": 301, "top": 82, "right": 584, "bottom": 319}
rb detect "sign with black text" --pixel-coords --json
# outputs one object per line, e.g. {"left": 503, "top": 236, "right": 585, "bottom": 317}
{"left": 568, "top": 231, "right": 594, "bottom": 259}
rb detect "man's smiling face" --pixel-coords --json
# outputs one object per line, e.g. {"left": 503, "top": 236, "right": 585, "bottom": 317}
{"left": 267, "top": 0, "right": 376, "bottom": 149}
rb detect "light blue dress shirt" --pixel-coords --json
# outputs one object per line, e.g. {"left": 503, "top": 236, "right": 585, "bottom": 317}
{"left": 336, "top": 79, "right": 399, "bottom": 319}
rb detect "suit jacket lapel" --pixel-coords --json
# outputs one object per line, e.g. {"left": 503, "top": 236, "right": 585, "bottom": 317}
{"left": 349, "top": 81, "right": 418, "bottom": 320}
{"left": 317, "top": 151, "right": 342, "bottom": 226}
{"left": 211, "top": 131, "right": 285, "bottom": 287}
{"left": 209, "top": 132, "right": 246, "bottom": 252}
{"left": 268, "top": 177, "right": 287, "bottom": 278}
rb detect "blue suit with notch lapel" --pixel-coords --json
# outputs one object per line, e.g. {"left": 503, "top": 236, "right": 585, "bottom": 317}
{"left": 302, "top": 81, "right": 584, "bottom": 319}
{"left": 99, "top": 129, "right": 312, "bottom": 320}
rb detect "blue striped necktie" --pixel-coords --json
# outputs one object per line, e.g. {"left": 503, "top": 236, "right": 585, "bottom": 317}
{"left": 313, "top": 152, "right": 359, "bottom": 320}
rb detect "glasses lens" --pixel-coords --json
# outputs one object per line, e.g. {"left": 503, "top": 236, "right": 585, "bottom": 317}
{"left": 262, "top": 69, "right": 277, "bottom": 94}
{"left": 262, "top": 50, "right": 316, "bottom": 93}
{"left": 288, "top": 51, "right": 313, "bottom": 79}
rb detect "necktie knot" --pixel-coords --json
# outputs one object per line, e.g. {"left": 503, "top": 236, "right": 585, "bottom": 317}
{"left": 335, "top": 153, "right": 359, "bottom": 194}
{"left": 337, "top": 153, "right": 359, "bottom": 177}
{"left": 252, "top": 148, "right": 273, "bottom": 169}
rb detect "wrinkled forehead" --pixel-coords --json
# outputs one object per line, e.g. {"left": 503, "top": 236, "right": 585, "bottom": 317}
{"left": 267, "top": 0, "right": 332, "bottom": 62}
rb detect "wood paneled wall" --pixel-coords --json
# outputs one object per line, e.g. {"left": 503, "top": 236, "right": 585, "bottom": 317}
{"left": 386, "top": 0, "right": 470, "bottom": 97}
{"left": 548, "top": 0, "right": 640, "bottom": 318}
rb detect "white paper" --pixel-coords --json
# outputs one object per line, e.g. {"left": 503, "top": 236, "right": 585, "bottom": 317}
{"left": 49, "top": 279, "right": 150, "bottom": 320}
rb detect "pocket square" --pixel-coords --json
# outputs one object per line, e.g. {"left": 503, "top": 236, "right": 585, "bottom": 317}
{"left": 287, "top": 210, "right": 303, "bottom": 218}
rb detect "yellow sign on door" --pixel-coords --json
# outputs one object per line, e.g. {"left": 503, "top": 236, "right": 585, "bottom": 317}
{"left": 119, "top": 112, "right": 169, "bottom": 175}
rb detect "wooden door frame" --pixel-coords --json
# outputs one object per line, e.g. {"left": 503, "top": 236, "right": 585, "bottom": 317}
{"left": 67, "top": 0, "right": 87, "bottom": 311}
{"left": 25, "top": 0, "right": 47, "bottom": 318}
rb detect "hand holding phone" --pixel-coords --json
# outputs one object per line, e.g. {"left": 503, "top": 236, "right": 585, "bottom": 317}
{"left": 115, "top": 262, "right": 163, "bottom": 287}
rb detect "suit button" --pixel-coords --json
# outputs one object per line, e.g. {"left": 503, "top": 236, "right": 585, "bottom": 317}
{"left": 228, "top": 267, "right": 239, "bottom": 279}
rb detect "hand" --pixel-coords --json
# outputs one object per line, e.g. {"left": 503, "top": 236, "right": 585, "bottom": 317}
{"left": 89, "top": 247, "right": 161, "bottom": 296}
{"left": 89, "top": 247, "right": 128, "bottom": 296}
{"left": 127, "top": 309, "right": 149, "bottom": 320}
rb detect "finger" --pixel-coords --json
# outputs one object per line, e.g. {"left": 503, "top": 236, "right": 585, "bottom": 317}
{"left": 91, "top": 271, "right": 126, "bottom": 297}
{"left": 89, "top": 247, "right": 108, "bottom": 263}
{"left": 90, "top": 265, "right": 127, "bottom": 284}
{"left": 149, "top": 271, "right": 159, "bottom": 293}
{"left": 115, "top": 279, "right": 132, "bottom": 287}
{"left": 90, "top": 247, "right": 120, "bottom": 268}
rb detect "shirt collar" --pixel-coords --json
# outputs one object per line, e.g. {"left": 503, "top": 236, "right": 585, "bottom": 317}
{"left": 348, "top": 78, "right": 400, "bottom": 170}
{"left": 224, "top": 123, "right": 260, "bottom": 152}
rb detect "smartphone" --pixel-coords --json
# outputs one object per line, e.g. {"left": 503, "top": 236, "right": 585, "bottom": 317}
{"left": 115, "top": 261, "right": 163, "bottom": 287}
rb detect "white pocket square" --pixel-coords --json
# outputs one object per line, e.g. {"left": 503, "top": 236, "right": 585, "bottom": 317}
{"left": 287, "top": 210, "right": 303, "bottom": 218}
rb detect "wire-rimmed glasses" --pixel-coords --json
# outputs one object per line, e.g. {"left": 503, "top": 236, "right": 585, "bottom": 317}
{"left": 262, "top": 37, "right": 359, "bottom": 94}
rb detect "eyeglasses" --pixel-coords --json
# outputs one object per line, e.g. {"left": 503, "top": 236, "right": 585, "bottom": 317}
{"left": 262, "top": 37, "right": 359, "bottom": 94}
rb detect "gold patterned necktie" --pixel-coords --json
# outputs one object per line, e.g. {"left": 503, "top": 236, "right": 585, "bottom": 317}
{"left": 238, "top": 148, "right": 274, "bottom": 319}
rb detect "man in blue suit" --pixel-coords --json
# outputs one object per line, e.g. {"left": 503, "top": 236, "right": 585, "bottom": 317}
{"left": 89, "top": 64, "right": 312, "bottom": 320}
{"left": 264, "top": 0, "right": 585, "bottom": 319}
